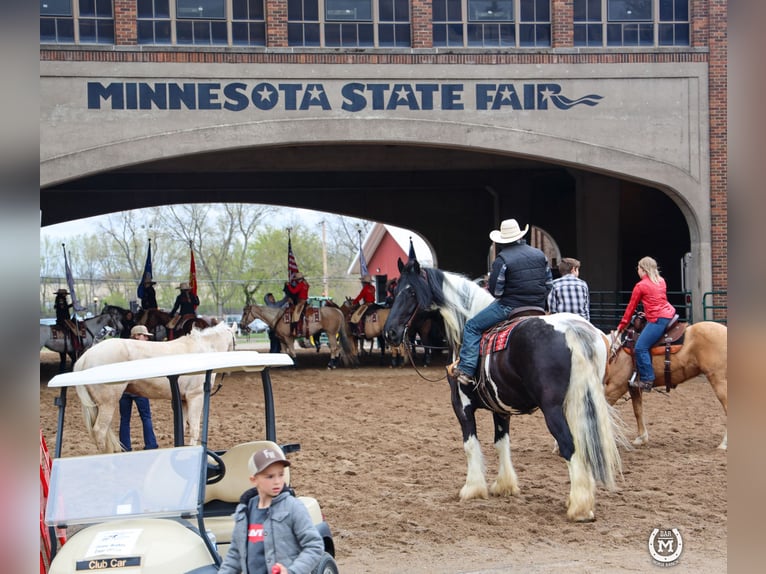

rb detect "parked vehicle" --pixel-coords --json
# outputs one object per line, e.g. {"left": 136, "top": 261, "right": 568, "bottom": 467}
{"left": 44, "top": 351, "right": 339, "bottom": 573}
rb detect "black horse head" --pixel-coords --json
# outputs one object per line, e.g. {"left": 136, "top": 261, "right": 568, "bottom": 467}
{"left": 384, "top": 256, "right": 447, "bottom": 345}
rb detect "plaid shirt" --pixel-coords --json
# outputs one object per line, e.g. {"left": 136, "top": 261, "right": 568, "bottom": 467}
{"left": 547, "top": 274, "right": 590, "bottom": 320}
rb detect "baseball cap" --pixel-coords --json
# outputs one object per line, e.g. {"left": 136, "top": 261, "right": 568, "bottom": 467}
{"left": 248, "top": 446, "right": 291, "bottom": 476}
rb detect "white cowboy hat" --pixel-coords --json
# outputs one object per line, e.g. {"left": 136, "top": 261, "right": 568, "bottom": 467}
{"left": 361, "top": 274, "right": 372, "bottom": 283}
{"left": 177, "top": 282, "right": 191, "bottom": 290}
{"left": 130, "top": 325, "right": 153, "bottom": 338}
{"left": 292, "top": 272, "right": 304, "bottom": 280}
{"left": 489, "top": 218, "right": 529, "bottom": 244}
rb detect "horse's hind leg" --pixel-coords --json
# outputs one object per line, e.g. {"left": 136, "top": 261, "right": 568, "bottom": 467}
{"left": 542, "top": 405, "right": 595, "bottom": 522}
{"left": 489, "top": 412, "right": 520, "bottom": 497}
{"left": 706, "top": 371, "right": 728, "bottom": 450}
{"left": 628, "top": 386, "right": 649, "bottom": 446}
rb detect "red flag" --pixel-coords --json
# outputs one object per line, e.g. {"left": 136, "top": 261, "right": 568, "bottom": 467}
{"left": 189, "top": 242, "right": 198, "bottom": 309}
{"left": 287, "top": 235, "right": 300, "bottom": 281}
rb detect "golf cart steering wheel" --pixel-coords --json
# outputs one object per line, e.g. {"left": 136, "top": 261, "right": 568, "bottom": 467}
{"left": 206, "top": 449, "right": 226, "bottom": 485}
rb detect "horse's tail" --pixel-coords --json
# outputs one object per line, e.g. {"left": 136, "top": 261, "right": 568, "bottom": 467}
{"left": 563, "top": 322, "right": 626, "bottom": 490}
{"left": 74, "top": 384, "right": 123, "bottom": 453}
{"left": 337, "top": 314, "right": 359, "bottom": 367}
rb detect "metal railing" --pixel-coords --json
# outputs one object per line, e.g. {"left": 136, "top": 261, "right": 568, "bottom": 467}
{"left": 589, "top": 290, "right": 692, "bottom": 333}
{"left": 702, "top": 291, "right": 727, "bottom": 324}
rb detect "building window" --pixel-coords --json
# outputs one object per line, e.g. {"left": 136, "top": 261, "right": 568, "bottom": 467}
{"left": 434, "top": 0, "right": 550, "bottom": 48}
{"left": 288, "top": 0, "right": 410, "bottom": 47}
{"left": 41, "top": 0, "right": 114, "bottom": 44}
{"left": 574, "top": 0, "right": 690, "bottom": 47}
{"left": 137, "top": 0, "right": 266, "bottom": 46}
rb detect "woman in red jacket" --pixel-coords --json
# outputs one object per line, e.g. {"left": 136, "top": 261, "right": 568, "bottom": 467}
{"left": 617, "top": 256, "right": 677, "bottom": 392}
{"left": 350, "top": 275, "right": 376, "bottom": 330}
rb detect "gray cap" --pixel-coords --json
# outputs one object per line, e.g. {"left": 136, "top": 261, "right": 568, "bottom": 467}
{"left": 248, "top": 446, "right": 291, "bottom": 476}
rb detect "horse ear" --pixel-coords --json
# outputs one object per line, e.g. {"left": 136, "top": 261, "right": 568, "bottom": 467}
{"left": 397, "top": 258, "right": 405, "bottom": 273}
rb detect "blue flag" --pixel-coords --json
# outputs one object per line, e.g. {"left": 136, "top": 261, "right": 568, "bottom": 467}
{"left": 358, "top": 232, "right": 369, "bottom": 277}
{"left": 137, "top": 240, "right": 152, "bottom": 299}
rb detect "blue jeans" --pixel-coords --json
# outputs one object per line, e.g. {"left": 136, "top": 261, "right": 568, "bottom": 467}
{"left": 119, "top": 393, "right": 158, "bottom": 450}
{"left": 458, "top": 300, "right": 513, "bottom": 376}
{"left": 634, "top": 317, "right": 671, "bottom": 382}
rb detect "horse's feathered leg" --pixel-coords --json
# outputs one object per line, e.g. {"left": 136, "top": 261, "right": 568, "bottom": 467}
{"left": 489, "top": 413, "right": 520, "bottom": 497}
{"left": 449, "top": 376, "right": 488, "bottom": 500}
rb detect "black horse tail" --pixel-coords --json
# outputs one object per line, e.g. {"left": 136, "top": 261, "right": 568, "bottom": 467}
{"left": 562, "top": 321, "right": 626, "bottom": 489}
{"left": 337, "top": 317, "right": 359, "bottom": 367}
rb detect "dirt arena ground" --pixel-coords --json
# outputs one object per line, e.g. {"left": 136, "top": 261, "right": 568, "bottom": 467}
{"left": 40, "top": 345, "right": 727, "bottom": 573}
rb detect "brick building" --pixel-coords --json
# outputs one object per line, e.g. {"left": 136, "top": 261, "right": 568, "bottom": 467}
{"left": 40, "top": 1, "right": 727, "bottom": 321}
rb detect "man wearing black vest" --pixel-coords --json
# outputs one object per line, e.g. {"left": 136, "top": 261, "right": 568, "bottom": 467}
{"left": 455, "top": 218, "right": 552, "bottom": 385}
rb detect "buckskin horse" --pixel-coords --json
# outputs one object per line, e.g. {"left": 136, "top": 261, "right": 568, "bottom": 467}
{"left": 240, "top": 303, "right": 356, "bottom": 369}
{"left": 604, "top": 316, "right": 728, "bottom": 450}
{"left": 327, "top": 299, "right": 405, "bottom": 367}
{"left": 73, "top": 322, "right": 237, "bottom": 453}
{"left": 384, "top": 257, "right": 625, "bottom": 522}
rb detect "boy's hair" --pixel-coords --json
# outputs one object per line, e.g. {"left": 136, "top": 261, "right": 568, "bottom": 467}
{"left": 558, "top": 257, "right": 581, "bottom": 276}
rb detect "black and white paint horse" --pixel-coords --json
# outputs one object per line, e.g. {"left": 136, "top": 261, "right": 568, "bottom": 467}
{"left": 384, "top": 257, "right": 625, "bottom": 522}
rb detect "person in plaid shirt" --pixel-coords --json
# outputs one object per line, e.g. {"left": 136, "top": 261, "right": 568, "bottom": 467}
{"left": 547, "top": 258, "right": 590, "bottom": 321}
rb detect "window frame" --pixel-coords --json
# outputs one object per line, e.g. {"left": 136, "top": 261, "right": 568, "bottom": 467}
{"left": 433, "top": 0, "right": 552, "bottom": 48}
{"left": 573, "top": 0, "right": 690, "bottom": 47}
{"left": 287, "top": 0, "right": 411, "bottom": 48}
{"left": 41, "top": 0, "right": 115, "bottom": 45}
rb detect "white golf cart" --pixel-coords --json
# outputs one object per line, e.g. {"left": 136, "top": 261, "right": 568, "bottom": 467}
{"left": 44, "top": 351, "right": 339, "bottom": 573}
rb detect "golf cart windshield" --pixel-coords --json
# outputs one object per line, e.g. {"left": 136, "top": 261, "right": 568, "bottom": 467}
{"left": 45, "top": 446, "right": 205, "bottom": 526}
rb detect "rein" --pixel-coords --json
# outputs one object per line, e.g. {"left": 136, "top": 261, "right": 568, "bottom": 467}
{"left": 402, "top": 326, "right": 449, "bottom": 383}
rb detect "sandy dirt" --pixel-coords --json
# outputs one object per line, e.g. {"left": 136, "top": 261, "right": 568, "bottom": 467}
{"left": 40, "top": 344, "right": 727, "bottom": 573}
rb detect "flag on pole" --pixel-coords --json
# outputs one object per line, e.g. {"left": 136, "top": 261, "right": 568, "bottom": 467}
{"left": 408, "top": 237, "right": 417, "bottom": 262}
{"left": 287, "top": 232, "right": 300, "bottom": 280}
{"left": 189, "top": 241, "right": 198, "bottom": 309}
{"left": 62, "top": 244, "right": 86, "bottom": 312}
{"left": 136, "top": 239, "right": 152, "bottom": 299}
{"left": 358, "top": 230, "right": 369, "bottom": 277}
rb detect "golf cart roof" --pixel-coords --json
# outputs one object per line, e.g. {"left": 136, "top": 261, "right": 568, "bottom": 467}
{"left": 48, "top": 350, "right": 293, "bottom": 388}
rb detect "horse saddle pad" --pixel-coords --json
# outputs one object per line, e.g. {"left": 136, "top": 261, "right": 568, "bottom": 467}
{"left": 479, "top": 318, "right": 526, "bottom": 355}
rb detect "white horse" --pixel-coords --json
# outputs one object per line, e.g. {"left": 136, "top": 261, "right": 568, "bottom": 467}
{"left": 73, "top": 322, "right": 237, "bottom": 453}
{"left": 40, "top": 313, "right": 121, "bottom": 372}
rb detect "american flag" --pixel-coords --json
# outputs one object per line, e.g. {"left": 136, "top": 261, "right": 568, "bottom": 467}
{"left": 288, "top": 235, "right": 300, "bottom": 280}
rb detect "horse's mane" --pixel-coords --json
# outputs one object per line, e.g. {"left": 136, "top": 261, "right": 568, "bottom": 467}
{"left": 403, "top": 262, "right": 493, "bottom": 350}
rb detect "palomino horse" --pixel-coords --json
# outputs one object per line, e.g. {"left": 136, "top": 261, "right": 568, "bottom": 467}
{"left": 240, "top": 304, "right": 356, "bottom": 369}
{"left": 604, "top": 320, "right": 728, "bottom": 450}
{"left": 73, "top": 322, "right": 236, "bottom": 453}
{"left": 328, "top": 299, "right": 405, "bottom": 367}
{"left": 384, "top": 257, "right": 624, "bottom": 522}
{"left": 40, "top": 313, "right": 122, "bottom": 372}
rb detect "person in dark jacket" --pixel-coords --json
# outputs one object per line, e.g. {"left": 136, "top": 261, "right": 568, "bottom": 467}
{"left": 217, "top": 446, "right": 323, "bottom": 574}
{"left": 455, "top": 218, "right": 552, "bottom": 385}
{"left": 140, "top": 279, "right": 158, "bottom": 310}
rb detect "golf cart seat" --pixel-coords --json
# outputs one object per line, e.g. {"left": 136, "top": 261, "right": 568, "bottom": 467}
{"left": 203, "top": 441, "right": 291, "bottom": 548}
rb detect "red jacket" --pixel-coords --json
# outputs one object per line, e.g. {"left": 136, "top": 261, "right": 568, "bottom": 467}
{"left": 353, "top": 283, "right": 376, "bottom": 305}
{"left": 618, "top": 275, "right": 676, "bottom": 330}
{"left": 286, "top": 279, "right": 309, "bottom": 300}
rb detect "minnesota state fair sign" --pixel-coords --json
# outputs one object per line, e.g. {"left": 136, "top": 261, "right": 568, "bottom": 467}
{"left": 86, "top": 80, "right": 603, "bottom": 112}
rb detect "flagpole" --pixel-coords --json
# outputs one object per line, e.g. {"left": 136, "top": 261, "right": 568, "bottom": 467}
{"left": 321, "top": 220, "right": 328, "bottom": 296}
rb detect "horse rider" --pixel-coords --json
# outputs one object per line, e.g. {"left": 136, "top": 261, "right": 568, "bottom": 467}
{"left": 350, "top": 274, "right": 376, "bottom": 335}
{"left": 54, "top": 288, "right": 81, "bottom": 351}
{"left": 140, "top": 279, "right": 158, "bottom": 311}
{"left": 454, "top": 218, "right": 552, "bottom": 386}
{"left": 284, "top": 272, "right": 309, "bottom": 337}
{"left": 168, "top": 281, "right": 199, "bottom": 329}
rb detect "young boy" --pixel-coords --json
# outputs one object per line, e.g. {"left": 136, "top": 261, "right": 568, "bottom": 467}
{"left": 218, "top": 446, "right": 323, "bottom": 574}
